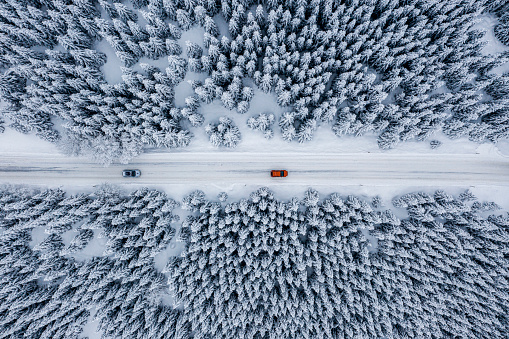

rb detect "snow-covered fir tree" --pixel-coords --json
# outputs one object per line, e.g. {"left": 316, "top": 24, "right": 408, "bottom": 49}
{"left": 0, "top": 185, "right": 183, "bottom": 339}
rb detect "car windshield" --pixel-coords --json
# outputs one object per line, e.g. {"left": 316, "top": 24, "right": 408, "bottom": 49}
{"left": 281, "top": 171, "right": 284, "bottom": 176}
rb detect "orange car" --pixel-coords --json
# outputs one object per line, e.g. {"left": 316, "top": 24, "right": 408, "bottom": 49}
{"left": 271, "top": 170, "right": 288, "bottom": 177}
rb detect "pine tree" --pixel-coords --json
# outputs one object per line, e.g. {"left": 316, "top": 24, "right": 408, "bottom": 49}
{"left": 185, "top": 41, "right": 203, "bottom": 58}
{"left": 140, "top": 37, "right": 167, "bottom": 59}
{"left": 166, "top": 38, "right": 182, "bottom": 55}
{"left": 430, "top": 139, "right": 442, "bottom": 149}
{"left": 176, "top": 9, "right": 192, "bottom": 31}
{"left": 218, "top": 192, "right": 228, "bottom": 202}
{"left": 114, "top": 2, "right": 137, "bottom": 22}
{"left": 167, "top": 55, "right": 187, "bottom": 82}
{"left": 61, "top": 229, "right": 94, "bottom": 255}
{"left": 247, "top": 112, "right": 275, "bottom": 139}
{"left": 204, "top": 15, "right": 219, "bottom": 37}
{"left": 494, "top": 15, "right": 509, "bottom": 46}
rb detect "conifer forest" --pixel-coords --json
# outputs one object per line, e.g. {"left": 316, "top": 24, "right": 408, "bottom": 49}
{"left": 0, "top": 0, "right": 509, "bottom": 161}
{"left": 0, "top": 186, "right": 508, "bottom": 338}
{"left": 0, "top": 0, "right": 509, "bottom": 338}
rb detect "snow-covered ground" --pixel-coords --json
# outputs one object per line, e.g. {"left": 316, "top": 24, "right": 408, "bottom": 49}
{"left": 1, "top": 84, "right": 509, "bottom": 208}
{"left": 475, "top": 14, "right": 509, "bottom": 74}
{"left": 1, "top": 144, "right": 508, "bottom": 186}
{"left": 1, "top": 128, "right": 509, "bottom": 222}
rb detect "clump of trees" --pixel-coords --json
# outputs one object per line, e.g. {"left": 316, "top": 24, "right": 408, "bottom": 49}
{"left": 96, "top": 0, "right": 184, "bottom": 66}
{"left": 205, "top": 116, "right": 241, "bottom": 147}
{"left": 495, "top": 18, "right": 509, "bottom": 45}
{"left": 488, "top": 0, "right": 509, "bottom": 45}
{"left": 0, "top": 0, "right": 193, "bottom": 164}
{"left": 0, "top": 185, "right": 183, "bottom": 338}
{"left": 183, "top": 0, "right": 509, "bottom": 147}
{"left": 247, "top": 112, "right": 275, "bottom": 139}
{"left": 169, "top": 187, "right": 509, "bottom": 338}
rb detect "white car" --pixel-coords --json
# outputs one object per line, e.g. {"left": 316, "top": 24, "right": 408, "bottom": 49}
{"left": 122, "top": 170, "right": 141, "bottom": 178}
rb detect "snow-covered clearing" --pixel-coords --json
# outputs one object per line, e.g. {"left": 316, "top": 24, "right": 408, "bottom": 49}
{"left": 476, "top": 14, "right": 509, "bottom": 55}
{"left": 475, "top": 14, "right": 509, "bottom": 74}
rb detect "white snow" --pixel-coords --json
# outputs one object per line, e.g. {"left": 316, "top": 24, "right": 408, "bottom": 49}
{"left": 131, "top": 55, "right": 170, "bottom": 72}
{"left": 95, "top": 38, "right": 124, "bottom": 84}
{"left": 1, "top": 111, "right": 509, "bottom": 200}
{"left": 0, "top": 128, "right": 60, "bottom": 154}
{"left": 174, "top": 71, "right": 208, "bottom": 106}
{"left": 79, "top": 308, "right": 103, "bottom": 339}
{"left": 180, "top": 26, "right": 206, "bottom": 49}
{"left": 213, "top": 13, "right": 231, "bottom": 39}
{"left": 474, "top": 14, "right": 509, "bottom": 75}
{"left": 3, "top": 122, "right": 509, "bottom": 339}
{"left": 29, "top": 226, "right": 48, "bottom": 249}
{"left": 3, "top": 6, "right": 509, "bottom": 339}
{"left": 475, "top": 14, "right": 509, "bottom": 56}
{"left": 69, "top": 229, "right": 108, "bottom": 261}
{"left": 1, "top": 148, "right": 507, "bottom": 187}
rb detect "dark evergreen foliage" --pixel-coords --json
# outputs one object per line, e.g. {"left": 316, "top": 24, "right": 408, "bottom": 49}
{"left": 179, "top": 0, "right": 509, "bottom": 147}
{"left": 429, "top": 139, "right": 442, "bottom": 149}
{"left": 488, "top": 0, "right": 509, "bottom": 46}
{"left": 0, "top": 0, "right": 191, "bottom": 164}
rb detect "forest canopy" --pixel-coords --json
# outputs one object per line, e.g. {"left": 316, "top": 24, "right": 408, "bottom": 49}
{"left": 0, "top": 0, "right": 508, "bottom": 163}
{"left": 0, "top": 185, "right": 508, "bottom": 338}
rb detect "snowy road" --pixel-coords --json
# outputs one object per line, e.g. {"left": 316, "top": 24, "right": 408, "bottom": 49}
{"left": 0, "top": 151, "right": 508, "bottom": 187}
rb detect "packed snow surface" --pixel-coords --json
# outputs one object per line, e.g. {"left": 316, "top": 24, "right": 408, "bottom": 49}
{"left": 0, "top": 148, "right": 508, "bottom": 187}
